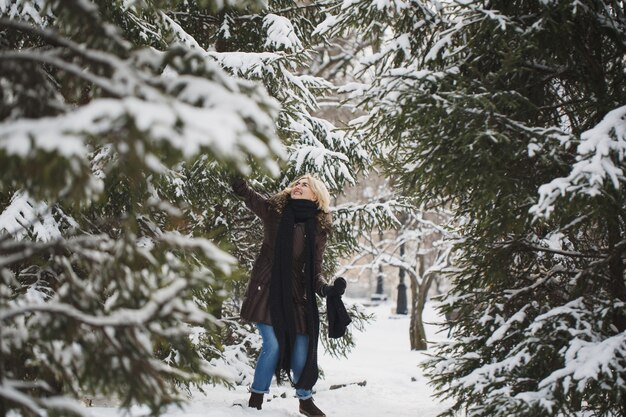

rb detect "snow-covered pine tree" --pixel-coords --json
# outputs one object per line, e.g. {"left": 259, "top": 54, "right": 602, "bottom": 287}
{"left": 328, "top": 0, "right": 626, "bottom": 416}
{"left": 0, "top": 0, "right": 284, "bottom": 415}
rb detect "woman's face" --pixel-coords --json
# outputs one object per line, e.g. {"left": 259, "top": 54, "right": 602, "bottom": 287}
{"left": 290, "top": 178, "right": 317, "bottom": 202}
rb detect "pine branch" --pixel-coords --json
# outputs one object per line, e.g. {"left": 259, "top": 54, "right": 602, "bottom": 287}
{"left": 168, "top": 11, "right": 220, "bottom": 25}
{"left": 271, "top": 1, "right": 335, "bottom": 15}
{"left": 0, "top": 50, "right": 124, "bottom": 97}
{"left": 0, "top": 278, "right": 194, "bottom": 325}
{"left": 0, "top": 235, "right": 103, "bottom": 268}
{"left": 0, "top": 18, "right": 126, "bottom": 65}
{"left": 517, "top": 239, "right": 604, "bottom": 259}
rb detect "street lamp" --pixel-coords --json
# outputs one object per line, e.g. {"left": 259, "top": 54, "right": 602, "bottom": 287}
{"left": 371, "top": 230, "right": 387, "bottom": 302}
{"left": 396, "top": 242, "right": 408, "bottom": 314}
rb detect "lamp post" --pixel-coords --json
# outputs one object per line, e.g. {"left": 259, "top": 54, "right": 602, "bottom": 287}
{"left": 396, "top": 242, "right": 408, "bottom": 314}
{"left": 372, "top": 230, "right": 386, "bottom": 302}
{"left": 375, "top": 264, "right": 384, "bottom": 294}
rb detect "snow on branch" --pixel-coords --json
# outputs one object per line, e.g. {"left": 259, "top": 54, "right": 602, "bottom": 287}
{"left": 531, "top": 105, "right": 626, "bottom": 218}
{"left": 0, "top": 95, "right": 280, "bottom": 174}
{"left": 160, "top": 12, "right": 202, "bottom": 49}
{"left": 512, "top": 298, "right": 626, "bottom": 407}
{"left": 263, "top": 14, "right": 303, "bottom": 51}
{"left": 537, "top": 331, "right": 626, "bottom": 392}
{"left": 0, "top": 17, "right": 286, "bottom": 180}
{"left": 0, "top": 382, "right": 87, "bottom": 417}
{"left": 209, "top": 51, "right": 287, "bottom": 78}
{"left": 0, "top": 191, "right": 63, "bottom": 242}
{"left": 313, "top": 13, "right": 340, "bottom": 36}
{"left": 284, "top": 113, "right": 368, "bottom": 190}
{"left": 361, "top": 33, "right": 411, "bottom": 66}
{"left": 158, "top": 231, "right": 236, "bottom": 274}
{"left": 0, "top": 276, "right": 202, "bottom": 326}
{"left": 0, "top": 0, "right": 48, "bottom": 25}
{"left": 333, "top": 199, "right": 411, "bottom": 229}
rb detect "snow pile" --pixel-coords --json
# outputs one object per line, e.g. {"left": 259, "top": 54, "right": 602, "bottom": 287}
{"left": 88, "top": 301, "right": 452, "bottom": 417}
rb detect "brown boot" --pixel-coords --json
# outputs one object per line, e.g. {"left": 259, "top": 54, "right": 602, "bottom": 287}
{"left": 248, "top": 392, "right": 263, "bottom": 410}
{"left": 299, "top": 398, "right": 326, "bottom": 417}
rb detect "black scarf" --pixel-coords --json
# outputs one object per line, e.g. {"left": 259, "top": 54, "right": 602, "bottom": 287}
{"left": 269, "top": 198, "right": 320, "bottom": 390}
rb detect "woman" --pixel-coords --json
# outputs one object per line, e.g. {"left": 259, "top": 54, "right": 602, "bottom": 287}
{"left": 232, "top": 174, "right": 346, "bottom": 417}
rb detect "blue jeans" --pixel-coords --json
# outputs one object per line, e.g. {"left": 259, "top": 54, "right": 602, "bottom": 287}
{"left": 250, "top": 323, "right": 312, "bottom": 400}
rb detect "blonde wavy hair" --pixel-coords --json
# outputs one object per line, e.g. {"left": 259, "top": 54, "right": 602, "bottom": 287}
{"left": 270, "top": 174, "right": 332, "bottom": 231}
{"left": 283, "top": 174, "right": 331, "bottom": 213}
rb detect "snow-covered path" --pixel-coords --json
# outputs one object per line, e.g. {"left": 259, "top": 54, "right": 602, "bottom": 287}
{"left": 91, "top": 301, "right": 451, "bottom": 417}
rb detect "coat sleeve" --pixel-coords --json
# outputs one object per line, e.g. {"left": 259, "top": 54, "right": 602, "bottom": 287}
{"left": 314, "top": 228, "right": 330, "bottom": 296}
{"left": 232, "top": 177, "right": 270, "bottom": 220}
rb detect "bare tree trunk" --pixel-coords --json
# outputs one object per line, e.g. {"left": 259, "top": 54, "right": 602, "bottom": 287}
{"left": 409, "top": 255, "right": 435, "bottom": 350}
{"left": 409, "top": 263, "right": 420, "bottom": 349}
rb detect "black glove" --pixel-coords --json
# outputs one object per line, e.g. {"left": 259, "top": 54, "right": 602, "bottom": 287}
{"left": 324, "top": 277, "right": 347, "bottom": 297}
{"left": 230, "top": 174, "right": 246, "bottom": 189}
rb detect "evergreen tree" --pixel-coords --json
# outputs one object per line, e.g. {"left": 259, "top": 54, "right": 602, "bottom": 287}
{"left": 0, "top": 0, "right": 282, "bottom": 415}
{"left": 330, "top": 0, "right": 626, "bottom": 415}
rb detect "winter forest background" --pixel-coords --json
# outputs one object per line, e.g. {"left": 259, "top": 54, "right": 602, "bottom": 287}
{"left": 1, "top": 0, "right": 625, "bottom": 416}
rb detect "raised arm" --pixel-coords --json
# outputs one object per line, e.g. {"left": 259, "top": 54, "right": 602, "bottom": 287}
{"left": 231, "top": 177, "right": 270, "bottom": 220}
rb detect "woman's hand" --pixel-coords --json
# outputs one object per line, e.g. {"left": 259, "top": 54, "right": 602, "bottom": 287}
{"left": 324, "top": 277, "right": 347, "bottom": 297}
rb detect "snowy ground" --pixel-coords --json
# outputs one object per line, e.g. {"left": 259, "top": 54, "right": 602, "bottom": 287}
{"left": 90, "top": 300, "right": 452, "bottom": 417}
